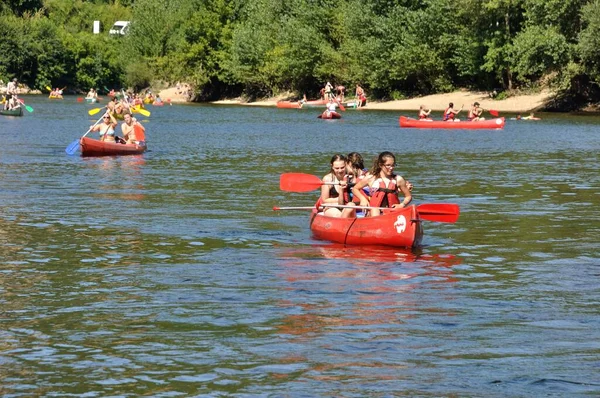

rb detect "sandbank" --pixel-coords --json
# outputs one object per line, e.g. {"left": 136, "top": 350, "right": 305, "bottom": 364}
{"left": 161, "top": 85, "right": 556, "bottom": 113}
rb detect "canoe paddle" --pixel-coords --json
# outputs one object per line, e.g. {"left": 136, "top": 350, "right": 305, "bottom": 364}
{"left": 66, "top": 114, "right": 104, "bottom": 155}
{"left": 89, "top": 106, "right": 105, "bottom": 115}
{"left": 17, "top": 99, "right": 33, "bottom": 113}
{"left": 280, "top": 173, "right": 339, "bottom": 192}
{"left": 273, "top": 203, "right": 460, "bottom": 223}
{"left": 488, "top": 109, "right": 499, "bottom": 117}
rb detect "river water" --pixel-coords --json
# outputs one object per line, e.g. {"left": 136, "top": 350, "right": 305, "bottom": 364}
{"left": 1, "top": 96, "right": 599, "bottom": 396}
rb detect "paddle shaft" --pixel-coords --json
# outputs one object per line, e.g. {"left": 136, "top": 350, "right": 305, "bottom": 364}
{"left": 274, "top": 203, "right": 459, "bottom": 223}
{"left": 83, "top": 114, "right": 105, "bottom": 139}
{"left": 275, "top": 205, "right": 390, "bottom": 211}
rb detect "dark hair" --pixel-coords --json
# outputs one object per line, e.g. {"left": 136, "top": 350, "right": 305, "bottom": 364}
{"left": 347, "top": 152, "right": 364, "bottom": 173}
{"left": 370, "top": 151, "right": 396, "bottom": 176}
{"left": 329, "top": 154, "right": 347, "bottom": 173}
{"left": 449, "top": 102, "right": 454, "bottom": 107}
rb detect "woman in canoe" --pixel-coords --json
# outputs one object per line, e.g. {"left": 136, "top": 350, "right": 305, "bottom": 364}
{"left": 90, "top": 112, "right": 118, "bottom": 143}
{"left": 443, "top": 102, "right": 463, "bottom": 121}
{"left": 418, "top": 105, "right": 432, "bottom": 120}
{"left": 352, "top": 151, "right": 412, "bottom": 217}
{"left": 316, "top": 154, "right": 357, "bottom": 218}
{"left": 322, "top": 97, "right": 339, "bottom": 118}
{"left": 467, "top": 102, "right": 484, "bottom": 121}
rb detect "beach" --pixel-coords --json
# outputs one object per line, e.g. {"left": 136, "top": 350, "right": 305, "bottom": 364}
{"left": 159, "top": 86, "right": 555, "bottom": 113}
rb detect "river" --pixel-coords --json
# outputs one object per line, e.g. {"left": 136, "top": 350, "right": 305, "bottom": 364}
{"left": 0, "top": 96, "right": 599, "bottom": 396}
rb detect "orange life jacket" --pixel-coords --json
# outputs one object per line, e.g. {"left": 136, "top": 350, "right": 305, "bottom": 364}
{"left": 369, "top": 178, "right": 400, "bottom": 208}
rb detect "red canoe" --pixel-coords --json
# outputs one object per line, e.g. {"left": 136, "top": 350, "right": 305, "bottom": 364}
{"left": 309, "top": 205, "right": 424, "bottom": 248}
{"left": 399, "top": 116, "right": 505, "bottom": 129}
{"left": 80, "top": 137, "right": 147, "bottom": 157}
{"left": 318, "top": 111, "right": 342, "bottom": 119}
{"left": 276, "top": 101, "right": 301, "bottom": 109}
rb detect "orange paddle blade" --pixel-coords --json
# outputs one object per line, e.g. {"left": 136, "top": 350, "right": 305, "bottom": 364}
{"left": 417, "top": 203, "right": 460, "bottom": 223}
{"left": 280, "top": 173, "right": 326, "bottom": 192}
{"left": 489, "top": 109, "right": 499, "bottom": 117}
{"left": 133, "top": 124, "right": 146, "bottom": 141}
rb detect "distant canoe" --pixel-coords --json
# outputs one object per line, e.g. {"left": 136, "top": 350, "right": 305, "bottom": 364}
{"left": 318, "top": 111, "right": 342, "bottom": 119}
{"left": 399, "top": 116, "right": 505, "bottom": 129}
{"left": 49, "top": 95, "right": 63, "bottom": 99}
{"left": 0, "top": 107, "right": 23, "bottom": 116}
{"left": 85, "top": 97, "right": 99, "bottom": 104}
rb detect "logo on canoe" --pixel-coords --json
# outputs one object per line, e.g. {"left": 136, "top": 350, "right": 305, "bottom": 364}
{"left": 394, "top": 215, "right": 407, "bottom": 233}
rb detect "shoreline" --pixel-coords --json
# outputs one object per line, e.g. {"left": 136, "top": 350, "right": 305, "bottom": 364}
{"left": 207, "top": 89, "right": 556, "bottom": 113}
{"left": 9, "top": 85, "right": 567, "bottom": 113}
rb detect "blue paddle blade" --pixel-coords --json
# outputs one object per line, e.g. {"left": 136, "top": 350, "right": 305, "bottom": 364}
{"left": 65, "top": 139, "right": 80, "bottom": 155}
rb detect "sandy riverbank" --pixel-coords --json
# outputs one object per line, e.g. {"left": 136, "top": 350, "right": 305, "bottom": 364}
{"left": 160, "top": 85, "right": 555, "bottom": 113}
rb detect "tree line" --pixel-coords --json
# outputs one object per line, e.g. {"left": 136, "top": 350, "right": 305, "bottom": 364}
{"left": 1, "top": 0, "right": 599, "bottom": 110}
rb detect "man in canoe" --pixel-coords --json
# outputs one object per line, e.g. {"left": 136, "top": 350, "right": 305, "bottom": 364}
{"left": 467, "top": 102, "right": 484, "bottom": 121}
{"left": 443, "top": 102, "right": 463, "bottom": 121}
{"left": 4, "top": 95, "right": 21, "bottom": 111}
{"left": 121, "top": 113, "right": 145, "bottom": 144}
{"left": 352, "top": 151, "right": 412, "bottom": 217}
{"left": 6, "top": 78, "right": 18, "bottom": 95}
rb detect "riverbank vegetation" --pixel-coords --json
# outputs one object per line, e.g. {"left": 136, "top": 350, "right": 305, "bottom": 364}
{"left": 2, "top": 0, "right": 600, "bottom": 110}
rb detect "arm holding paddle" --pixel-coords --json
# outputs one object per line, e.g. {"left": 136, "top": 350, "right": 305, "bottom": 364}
{"left": 393, "top": 176, "right": 412, "bottom": 208}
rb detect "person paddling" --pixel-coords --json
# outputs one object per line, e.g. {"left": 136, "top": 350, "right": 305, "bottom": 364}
{"left": 352, "top": 151, "right": 412, "bottom": 217}
{"left": 443, "top": 102, "right": 463, "bottom": 121}
{"left": 6, "top": 78, "right": 18, "bottom": 95}
{"left": 89, "top": 112, "right": 118, "bottom": 142}
{"left": 316, "top": 154, "right": 356, "bottom": 218}
{"left": 418, "top": 105, "right": 432, "bottom": 120}
{"left": 322, "top": 97, "right": 338, "bottom": 118}
{"left": 121, "top": 113, "right": 145, "bottom": 144}
{"left": 467, "top": 102, "right": 484, "bottom": 121}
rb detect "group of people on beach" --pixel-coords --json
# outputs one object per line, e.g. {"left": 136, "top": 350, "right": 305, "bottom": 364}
{"left": 318, "top": 152, "right": 413, "bottom": 219}
{"left": 319, "top": 82, "right": 367, "bottom": 108}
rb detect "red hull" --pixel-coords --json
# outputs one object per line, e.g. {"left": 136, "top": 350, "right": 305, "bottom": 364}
{"left": 80, "top": 137, "right": 147, "bottom": 157}
{"left": 309, "top": 205, "right": 424, "bottom": 248}
{"left": 276, "top": 101, "right": 301, "bottom": 109}
{"left": 399, "top": 116, "right": 505, "bottom": 129}
{"left": 318, "top": 111, "right": 341, "bottom": 119}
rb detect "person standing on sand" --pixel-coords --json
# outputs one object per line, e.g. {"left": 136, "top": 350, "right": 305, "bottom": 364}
{"left": 336, "top": 85, "right": 345, "bottom": 102}
{"left": 324, "top": 82, "right": 333, "bottom": 100}
{"left": 355, "top": 84, "right": 366, "bottom": 108}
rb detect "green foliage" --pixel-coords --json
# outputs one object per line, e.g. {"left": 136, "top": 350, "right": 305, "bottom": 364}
{"left": 509, "top": 25, "right": 569, "bottom": 83}
{"left": 123, "top": 60, "right": 154, "bottom": 91}
{"left": 0, "top": 0, "right": 596, "bottom": 106}
{"left": 577, "top": 0, "right": 600, "bottom": 83}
